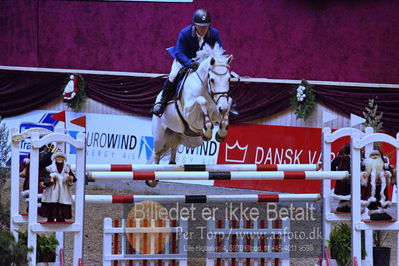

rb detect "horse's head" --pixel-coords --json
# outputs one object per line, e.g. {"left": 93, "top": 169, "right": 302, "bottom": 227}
{"left": 206, "top": 55, "right": 233, "bottom": 115}
{"left": 196, "top": 44, "right": 233, "bottom": 116}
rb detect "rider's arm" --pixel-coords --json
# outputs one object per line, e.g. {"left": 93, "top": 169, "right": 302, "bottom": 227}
{"left": 175, "top": 31, "right": 194, "bottom": 67}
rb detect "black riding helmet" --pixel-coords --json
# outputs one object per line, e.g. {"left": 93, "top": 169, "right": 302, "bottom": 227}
{"left": 192, "top": 9, "right": 211, "bottom": 26}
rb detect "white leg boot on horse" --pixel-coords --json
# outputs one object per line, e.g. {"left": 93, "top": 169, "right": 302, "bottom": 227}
{"left": 216, "top": 115, "right": 229, "bottom": 142}
{"left": 186, "top": 96, "right": 213, "bottom": 141}
{"left": 216, "top": 97, "right": 232, "bottom": 142}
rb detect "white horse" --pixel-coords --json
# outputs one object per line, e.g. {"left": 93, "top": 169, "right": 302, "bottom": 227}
{"left": 148, "top": 44, "right": 233, "bottom": 186}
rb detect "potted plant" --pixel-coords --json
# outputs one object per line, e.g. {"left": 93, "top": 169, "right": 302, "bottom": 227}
{"left": 373, "top": 230, "right": 390, "bottom": 266}
{"left": 328, "top": 223, "right": 351, "bottom": 266}
{"left": 37, "top": 233, "right": 58, "bottom": 262}
{"left": 0, "top": 231, "right": 33, "bottom": 265}
{"left": 328, "top": 223, "right": 366, "bottom": 266}
{"left": 18, "top": 230, "right": 59, "bottom": 263}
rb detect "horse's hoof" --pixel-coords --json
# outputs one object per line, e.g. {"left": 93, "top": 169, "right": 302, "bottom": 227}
{"left": 215, "top": 133, "right": 226, "bottom": 142}
{"left": 145, "top": 180, "right": 159, "bottom": 187}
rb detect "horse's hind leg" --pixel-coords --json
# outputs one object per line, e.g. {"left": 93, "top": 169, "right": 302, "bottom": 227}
{"left": 169, "top": 145, "right": 178, "bottom": 164}
{"left": 146, "top": 143, "right": 174, "bottom": 187}
{"left": 146, "top": 151, "right": 161, "bottom": 187}
{"left": 146, "top": 123, "right": 166, "bottom": 188}
{"left": 146, "top": 129, "right": 179, "bottom": 188}
{"left": 153, "top": 152, "right": 161, "bottom": 164}
{"left": 146, "top": 150, "right": 161, "bottom": 187}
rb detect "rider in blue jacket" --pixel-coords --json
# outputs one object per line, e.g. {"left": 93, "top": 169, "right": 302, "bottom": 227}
{"left": 152, "top": 9, "right": 224, "bottom": 117}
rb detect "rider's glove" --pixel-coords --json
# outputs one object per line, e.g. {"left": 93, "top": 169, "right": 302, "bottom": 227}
{"left": 189, "top": 61, "right": 200, "bottom": 71}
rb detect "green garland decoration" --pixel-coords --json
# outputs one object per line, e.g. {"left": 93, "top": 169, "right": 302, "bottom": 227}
{"left": 290, "top": 80, "right": 316, "bottom": 121}
{"left": 63, "top": 74, "right": 87, "bottom": 112}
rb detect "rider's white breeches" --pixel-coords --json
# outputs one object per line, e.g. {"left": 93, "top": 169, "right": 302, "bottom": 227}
{"left": 168, "top": 59, "right": 184, "bottom": 82}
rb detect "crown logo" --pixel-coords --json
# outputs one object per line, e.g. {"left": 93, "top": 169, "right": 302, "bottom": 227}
{"left": 225, "top": 140, "right": 248, "bottom": 163}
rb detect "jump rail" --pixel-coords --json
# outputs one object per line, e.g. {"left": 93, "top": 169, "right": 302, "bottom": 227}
{"left": 25, "top": 193, "right": 321, "bottom": 204}
{"left": 87, "top": 171, "right": 349, "bottom": 181}
{"left": 83, "top": 193, "right": 321, "bottom": 204}
{"left": 74, "top": 163, "right": 319, "bottom": 172}
{"left": 15, "top": 126, "right": 398, "bottom": 266}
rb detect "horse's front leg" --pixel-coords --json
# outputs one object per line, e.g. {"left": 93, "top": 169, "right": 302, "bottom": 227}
{"left": 194, "top": 96, "right": 213, "bottom": 141}
{"left": 216, "top": 97, "right": 232, "bottom": 142}
{"left": 216, "top": 112, "right": 229, "bottom": 142}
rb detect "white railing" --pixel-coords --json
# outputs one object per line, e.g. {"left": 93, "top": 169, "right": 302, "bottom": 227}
{"left": 103, "top": 218, "right": 188, "bottom": 266}
{"left": 206, "top": 219, "right": 290, "bottom": 266}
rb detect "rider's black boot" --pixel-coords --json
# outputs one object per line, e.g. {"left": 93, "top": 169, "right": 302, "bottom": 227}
{"left": 152, "top": 80, "right": 175, "bottom": 117}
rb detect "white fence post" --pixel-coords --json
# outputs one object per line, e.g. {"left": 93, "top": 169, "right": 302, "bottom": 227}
{"left": 103, "top": 218, "right": 113, "bottom": 266}
{"left": 351, "top": 134, "right": 362, "bottom": 265}
{"left": 27, "top": 132, "right": 40, "bottom": 266}
{"left": 322, "top": 127, "right": 332, "bottom": 250}
{"left": 73, "top": 132, "right": 86, "bottom": 265}
{"left": 10, "top": 128, "right": 20, "bottom": 240}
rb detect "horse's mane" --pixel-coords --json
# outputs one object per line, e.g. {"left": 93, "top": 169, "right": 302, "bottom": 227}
{"left": 195, "top": 43, "right": 228, "bottom": 63}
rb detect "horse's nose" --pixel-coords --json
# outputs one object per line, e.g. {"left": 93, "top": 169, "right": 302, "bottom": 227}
{"left": 219, "top": 107, "right": 227, "bottom": 115}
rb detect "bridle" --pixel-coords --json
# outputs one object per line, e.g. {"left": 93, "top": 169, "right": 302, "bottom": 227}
{"left": 196, "top": 63, "right": 231, "bottom": 105}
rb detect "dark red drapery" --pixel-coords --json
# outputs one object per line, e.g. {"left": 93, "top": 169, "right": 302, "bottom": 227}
{"left": 1, "top": 70, "right": 398, "bottom": 134}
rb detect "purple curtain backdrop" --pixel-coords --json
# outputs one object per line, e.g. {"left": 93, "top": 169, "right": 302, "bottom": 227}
{"left": 1, "top": 70, "right": 399, "bottom": 134}
{"left": 0, "top": 71, "right": 66, "bottom": 116}
{"left": 84, "top": 74, "right": 165, "bottom": 117}
{"left": 1, "top": 0, "right": 399, "bottom": 83}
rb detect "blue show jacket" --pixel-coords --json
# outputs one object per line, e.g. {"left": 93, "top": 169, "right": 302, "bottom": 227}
{"left": 167, "top": 25, "right": 223, "bottom": 67}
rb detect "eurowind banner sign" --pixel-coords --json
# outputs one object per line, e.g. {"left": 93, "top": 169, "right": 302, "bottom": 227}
{"left": 3, "top": 110, "right": 220, "bottom": 167}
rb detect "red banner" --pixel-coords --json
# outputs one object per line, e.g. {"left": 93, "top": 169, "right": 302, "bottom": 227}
{"left": 216, "top": 124, "right": 348, "bottom": 193}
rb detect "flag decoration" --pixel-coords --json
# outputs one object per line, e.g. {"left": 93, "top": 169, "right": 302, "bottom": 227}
{"left": 70, "top": 116, "right": 86, "bottom": 128}
{"left": 50, "top": 110, "right": 66, "bottom": 122}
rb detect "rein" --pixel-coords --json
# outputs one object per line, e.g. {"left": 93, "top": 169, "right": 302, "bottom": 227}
{"left": 195, "top": 63, "right": 230, "bottom": 105}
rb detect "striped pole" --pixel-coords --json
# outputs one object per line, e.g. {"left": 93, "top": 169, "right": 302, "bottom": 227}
{"left": 29, "top": 193, "right": 321, "bottom": 203}
{"left": 87, "top": 170, "right": 349, "bottom": 181}
{"left": 83, "top": 194, "right": 321, "bottom": 204}
{"left": 73, "top": 163, "right": 319, "bottom": 172}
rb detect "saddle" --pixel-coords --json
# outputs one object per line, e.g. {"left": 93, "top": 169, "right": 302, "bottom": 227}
{"left": 173, "top": 66, "right": 190, "bottom": 99}
{"left": 170, "top": 67, "right": 203, "bottom": 137}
